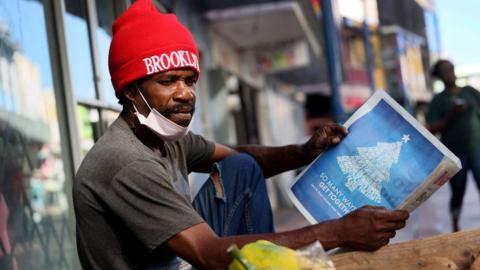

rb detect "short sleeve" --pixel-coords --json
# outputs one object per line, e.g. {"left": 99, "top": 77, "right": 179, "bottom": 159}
{"left": 181, "top": 132, "right": 215, "bottom": 170}
{"left": 104, "top": 160, "right": 204, "bottom": 252}
{"left": 466, "top": 86, "right": 480, "bottom": 105}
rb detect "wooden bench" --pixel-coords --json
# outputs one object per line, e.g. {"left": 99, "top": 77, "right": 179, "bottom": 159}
{"left": 331, "top": 229, "right": 480, "bottom": 270}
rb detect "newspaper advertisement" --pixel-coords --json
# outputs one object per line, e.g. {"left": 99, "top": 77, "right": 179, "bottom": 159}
{"left": 289, "top": 90, "right": 462, "bottom": 224}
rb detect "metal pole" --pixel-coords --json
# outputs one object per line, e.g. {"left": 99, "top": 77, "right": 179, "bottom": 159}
{"left": 362, "top": 0, "right": 376, "bottom": 92}
{"left": 363, "top": 21, "right": 376, "bottom": 92}
{"left": 85, "top": 0, "right": 106, "bottom": 136}
{"left": 43, "top": 1, "right": 82, "bottom": 268}
{"left": 321, "top": 0, "right": 344, "bottom": 121}
{"left": 43, "top": 0, "right": 82, "bottom": 174}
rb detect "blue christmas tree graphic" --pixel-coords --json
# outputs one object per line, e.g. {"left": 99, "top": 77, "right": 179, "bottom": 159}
{"left": 337, "top": 134, "right": 410, "bottom": 202}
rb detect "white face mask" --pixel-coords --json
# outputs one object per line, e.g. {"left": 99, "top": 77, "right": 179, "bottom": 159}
{"left": 132, "top": 87, "right": 193, "bottom": 142}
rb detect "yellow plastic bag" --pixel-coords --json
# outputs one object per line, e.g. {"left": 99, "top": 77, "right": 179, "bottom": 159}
{"left": 228, "top": 240, "right": 335, "bottom": 270}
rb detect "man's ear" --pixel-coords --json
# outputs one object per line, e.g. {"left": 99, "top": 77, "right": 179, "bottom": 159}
{"left": 123, "top": 85, "right": 138, "bottom": 101}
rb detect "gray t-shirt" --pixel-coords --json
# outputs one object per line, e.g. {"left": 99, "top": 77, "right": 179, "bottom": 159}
{"left": 74, "top": 116, "right": 215, "bottom": 270}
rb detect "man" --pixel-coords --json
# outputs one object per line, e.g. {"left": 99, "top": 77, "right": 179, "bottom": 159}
{"left": 73, "top": 1, "right": 409, "bottom": 269}
{"left": 426, "top": 59, "right": 480, "bottom": 232}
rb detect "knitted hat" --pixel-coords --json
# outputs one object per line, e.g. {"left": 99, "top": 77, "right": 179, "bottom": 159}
{"left": 108, "top": 0, "right": 200, "bottom": 97}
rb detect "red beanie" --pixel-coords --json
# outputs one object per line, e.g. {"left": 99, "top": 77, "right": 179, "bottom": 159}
{"left": 108, "top": 0, "right": 200, "bottom": 97}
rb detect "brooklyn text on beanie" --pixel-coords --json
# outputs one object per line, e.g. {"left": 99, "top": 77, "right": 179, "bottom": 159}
{"left": 108, "top": 0, "right": 200, "bottom": 98}
{"left": 143, "top": 50, "right": 199, "bottom": 75}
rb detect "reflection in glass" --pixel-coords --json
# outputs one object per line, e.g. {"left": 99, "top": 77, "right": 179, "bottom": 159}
{"left": 77, "top": 105, "right": 119, "bottom": 158}
{"left": 65, "top": 0, "right": 96, "bottom": 101}
{"left": 96, "top": 0, "right": 117, "bottom": 105}
{"left": 0, "top": 0, "right": 74, "bottom": 269}
{"left": 77, "top": 105, "right": 96, "bottom": 158}
{"left": 102, "top": 109, "right": 120, "bottom": 128}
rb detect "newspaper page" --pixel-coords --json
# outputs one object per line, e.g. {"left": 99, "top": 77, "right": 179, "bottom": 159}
{"left": 288, "top": 90, "right": 462, "bottom": 224}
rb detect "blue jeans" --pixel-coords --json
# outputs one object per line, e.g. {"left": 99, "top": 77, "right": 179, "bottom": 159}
{"left": 449, "top": 146, "right": 480, "bottom": 218}
{"left": 150, "top": 153, "right": 274, "bottom": 269}
{"left": 192, "top": 153, "right": 274, "bottom": 236}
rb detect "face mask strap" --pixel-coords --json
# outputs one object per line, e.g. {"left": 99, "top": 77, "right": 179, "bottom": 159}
{"left": 131, "top": 102, "right": 141, "bottom": 114}
{"left": 135, "top": 84, "right": 153, "bottom": 112}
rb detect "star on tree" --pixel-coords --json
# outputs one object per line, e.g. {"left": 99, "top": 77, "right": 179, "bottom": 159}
{"left": 336, "top": 135, "right": 409, "bottom": 202}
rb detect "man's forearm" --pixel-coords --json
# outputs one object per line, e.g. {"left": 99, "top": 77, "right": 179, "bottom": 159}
{"left": 234, "top": 144, "right": 313, "bottom": 178}
{"left": 197, "top": 220, "right": 340, "bottom": 269}
{"left": 173, "top": 206, "right": 408, "bottom": 269}
{"left": 233, "top": 123, "right": 347, "bottom": 178}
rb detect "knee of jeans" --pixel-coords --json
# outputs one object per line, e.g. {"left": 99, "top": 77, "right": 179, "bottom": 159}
{"left": 219, "top": 153, "right": 263, "bottom": 180}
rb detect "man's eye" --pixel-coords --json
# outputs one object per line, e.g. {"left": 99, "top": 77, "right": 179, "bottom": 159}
{"left": 158, "top": 80, "right": 174, "bottom": 86}
{"left": 185, "top": 78, "right": 197, "bottom": 86}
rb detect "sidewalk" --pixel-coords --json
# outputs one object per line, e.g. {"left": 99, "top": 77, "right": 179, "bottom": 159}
{"left": 274, "top": 173, "right": 480, "bottom": 243}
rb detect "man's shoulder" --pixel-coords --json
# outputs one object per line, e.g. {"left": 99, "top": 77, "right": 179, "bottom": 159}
{"left": 86, "top": 119, "right": 140, "bottom": 163}
{"left": 74, "top": 118, "right": 149, "bottom": 190}
{"left": 433, "top": 90, "right": 449, "bottom": 97}
{"left": 462, "top": 85, "right": 479, "bottom": 90}
{"left": 430, "top": 91, "right": 450, "bottom": 103}
{"left": 462, "top": 85, "right": 480, "bottom": 96}
{"left": 175, "top": 131, "right": 214, "bottom": 153}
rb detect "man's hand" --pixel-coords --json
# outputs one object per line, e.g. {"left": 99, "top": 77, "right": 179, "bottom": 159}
{"left": 302, "top": 123, "right": 348, "bottom": 161}
{"left": 332, "top": 205, "right": 409, "bottom": 251}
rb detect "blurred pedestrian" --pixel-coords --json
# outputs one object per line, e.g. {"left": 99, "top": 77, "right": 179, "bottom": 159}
{"left": 426, "top": 59, "right": 480, "bottom": 232}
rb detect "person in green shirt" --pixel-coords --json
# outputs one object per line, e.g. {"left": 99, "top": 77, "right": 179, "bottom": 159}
{"left": 426, "top": 59, "right": 480, "bottom": 232}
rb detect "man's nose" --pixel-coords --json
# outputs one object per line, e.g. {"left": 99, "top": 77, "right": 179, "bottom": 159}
{"left": 173, "top": 80, "right": 195, "bottom": 102}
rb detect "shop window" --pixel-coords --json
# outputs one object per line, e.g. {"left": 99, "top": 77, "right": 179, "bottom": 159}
{"left": 65, "top": 0, "right": 96, "bottom": 101}
{"left": 77, "top": 104, "right": 119, "bottom": 157}
{"left": 96, "top": 0, "right": 117, "bottom": 105}
{"left": 0, "top": 0, "right": 74, "bottom": 269}
{"left": 77, "top": 105, "right": 98, "bottom": 157}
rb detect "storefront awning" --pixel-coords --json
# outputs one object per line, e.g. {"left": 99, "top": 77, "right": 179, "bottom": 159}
{"left": 0, "top": 109, "right": 50, "bottom": 143}
{"left": 205, "top": 1, "right": 322, "bottom": 56}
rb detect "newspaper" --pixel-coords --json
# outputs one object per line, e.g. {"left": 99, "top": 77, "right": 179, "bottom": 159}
{"left": 288, "top": 90, "right": 462, "bottom": 224}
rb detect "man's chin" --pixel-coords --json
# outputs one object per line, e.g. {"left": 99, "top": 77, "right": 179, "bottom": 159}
{"left": 170, "top": 113, "right": 192, "bottom": 127}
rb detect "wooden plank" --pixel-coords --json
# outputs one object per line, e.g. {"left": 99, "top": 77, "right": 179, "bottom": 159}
{"left": 331, "top": 229, "right": 480, "bottom": 270}
{"left": 471, "top": 257, "right": 480, "bottom": 270}
{"left": 329, "top": 256, "right": 459, "bottom": 270}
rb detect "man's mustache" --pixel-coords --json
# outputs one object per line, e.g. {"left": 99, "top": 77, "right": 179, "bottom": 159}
{"left": 162, "top": 103, "right": 195, "bottom": 118}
